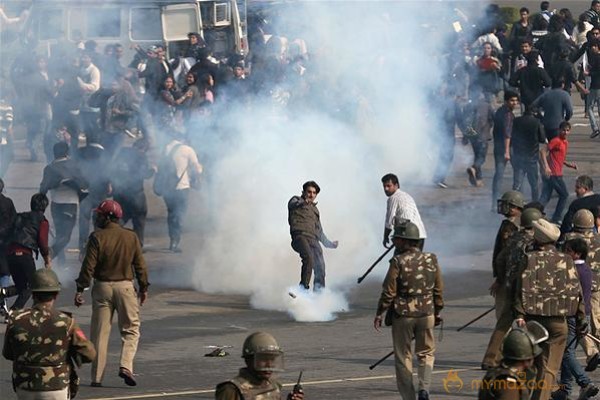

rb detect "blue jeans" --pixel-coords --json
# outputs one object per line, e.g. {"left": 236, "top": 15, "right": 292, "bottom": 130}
{"left": 492, "top": 151, "right": 509, "bottom": 206}
{"left": 469, "top": 136, "right": 488, "bottom": 179}
{"left": 512, "top": 156, "right": 539, "bottom": 201}
{"left": 540, "top": 176, "right": 569, "bottom": 223}
{"left": 587, "top": 88, "right": 600, "bottom": 132}
{"left": 559, "top": 317, "right": 591, "bottom": 393}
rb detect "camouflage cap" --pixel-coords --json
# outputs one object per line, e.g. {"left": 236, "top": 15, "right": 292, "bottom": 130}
{"left": 30, "top": 269, "right": 61, "bottom": 292}
{"left": 532, "top": 219, "right": 560, "bottom": 244}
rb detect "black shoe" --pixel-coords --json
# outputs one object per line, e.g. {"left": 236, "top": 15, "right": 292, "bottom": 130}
{"left": 586, "top": 353, "right": 600, "bottom": 372}
{"left": 418, "top": 390, "right": 430, "bottom": 400}
{"left": 90, "top": 382, "right": 102, "bottom": 387}
{"left": 481, "top": 363, "right": 493, "bottom": 371}
{"left": 119, "top": 367, "right": 137, "bottom": 386}
{"left": 579, "top": 383, "right": 599, "bottom": 400}
{"left": 591, "top": 130, "right": 600, "bottom": 139}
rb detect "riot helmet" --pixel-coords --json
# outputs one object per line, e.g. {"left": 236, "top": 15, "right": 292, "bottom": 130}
{"left": 30, "top": 269, "right": 61, "bottom": 293}
{"left": 393, "top": 221, "right": 420, "bottom": 240}
{"left": 497, "top": 190, "right": 525, "bottom": 215}
{"left": 501, "top": 321, "right": 548, "bottom": 361}
{"left": 242, "top": 332, "right": 284, "bottom": 372}
{"left": 573, "top": 209, "right": 595, "bottom": 230}
{"left": 520, "top": 208, "right": 543, "bottom": 229}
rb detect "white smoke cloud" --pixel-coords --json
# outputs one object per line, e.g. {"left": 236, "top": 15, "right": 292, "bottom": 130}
{"left": 181, "top": 1, "right": 490, "bottom": 321}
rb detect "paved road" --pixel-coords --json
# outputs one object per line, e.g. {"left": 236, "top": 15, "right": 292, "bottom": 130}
{"left": 2, "top": 1, "right": 600, "bottom": 398}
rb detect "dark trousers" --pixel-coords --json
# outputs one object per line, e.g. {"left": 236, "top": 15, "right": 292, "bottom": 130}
{"left": 164, "top": 189, "right": 189, "bottom": 243}
{"left": 512, "top": 155, "right": 540, "bottom": 201}
{"left": 559, "top": 317, "right": 592, "bottom": 394}
{"left": 81, "top": 111, "right": 100, "bottom": 144}
{"left": 492, "top": 152, "right": 510, "bottom": 207}
{"left": 469, "top": 137, "right": 488, "bottom": 179}
{"left": 51, "top": 202, "right": 78, "bottom": 261}
{"left": 114, "top": 192, "right": 147, "bottom": 245}
{"left": 25, "top": 114, "right": 49, "bottom": 159}
{"left": 7, "top": 253, "right": 36, "bottom": 309}
{"left": 540, "top": 176, "right": 569, "bottom": 223}
{"left": 79, "top": 195, "right": 104, "bottom": 251}
{"left": 291, "top": 235, "right": 325, "bottom": 290}
{"left": 545, "top": 127, "right": 559, "bottom": 142}
{"left": 432, "top": 135, "right": 455, "bottom": 184}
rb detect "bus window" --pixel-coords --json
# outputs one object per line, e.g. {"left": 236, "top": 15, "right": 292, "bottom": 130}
{"left": 39, "top": 9, "right": 64, "bottom": 39}
{"left": 86, "top": 8, "right": 121, "bottom": 38}
{"left": 162, "top": 4, "right": 200, "bottom": 41}
{"left": 131, "top": 8, "right": 162, "bottom": 41}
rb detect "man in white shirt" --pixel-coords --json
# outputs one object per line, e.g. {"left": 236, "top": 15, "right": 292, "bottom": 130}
{"left": 78, "top": 52, "right": 101, "bottom": 144}
{"left": 381, "top": 174, "right": 427, "bottom": 248}
{"left": 162, "top": 134, "right": 202, "bottom": 252}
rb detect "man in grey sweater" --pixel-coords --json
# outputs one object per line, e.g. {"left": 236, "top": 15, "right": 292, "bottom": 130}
{"left": 288, "top": 181, "right": 338, "bottom": 291}
{"left": 531, "top": 79, "right": 573, "bottom": 141}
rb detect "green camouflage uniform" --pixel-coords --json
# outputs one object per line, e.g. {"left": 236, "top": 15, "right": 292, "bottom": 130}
{"left": 215, "top": 368, "right": 283, "bottom": 400}
{"left": 2, "top": 303, "right": 96, "bottom": 394}
{"left": 513, "top": 244, "right": 584, "bottom": 400}
{"left": 478, "top": 365, "right": 531, "bottom": 400}
{"left": 376, "top": 247, "right": 444, "bottom": 399}
{"left": 482, "top": 229, "right": 535, "bottom": 367}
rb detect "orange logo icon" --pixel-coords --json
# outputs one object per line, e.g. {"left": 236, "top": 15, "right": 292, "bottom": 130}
{"left": 443, "top": 369, "right": 464, "bottom": 393}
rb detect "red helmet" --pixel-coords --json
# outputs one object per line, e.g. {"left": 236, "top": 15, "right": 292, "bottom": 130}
{"left": 94, "top": 200, "right": 123, "bottom": 219}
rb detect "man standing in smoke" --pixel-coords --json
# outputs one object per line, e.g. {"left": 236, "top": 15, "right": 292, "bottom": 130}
{"left": 288, "top": 181, "right": 338, "bottom": 291}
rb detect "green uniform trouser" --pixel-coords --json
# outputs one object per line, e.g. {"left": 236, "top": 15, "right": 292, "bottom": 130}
{"left": 526, "top": 316, "right": 567, "bottom": 400}
{"left": 392, "top": 314, "right": 435, "bottom": 399}
{"left": 482, "top": 285, "right": 511, "bottom": 367}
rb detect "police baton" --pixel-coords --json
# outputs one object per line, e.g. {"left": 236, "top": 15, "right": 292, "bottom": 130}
{"left": 456, "top": 306, "right": 495, "bottom": 331}
{"left": 586, "top": 333, "right": 600, "bottom": 345}
{"left": 369, "top": 350, "right": 394, "bottom": 370}
{"left": 357, "top": 246, "right": 394, "bottom": 284}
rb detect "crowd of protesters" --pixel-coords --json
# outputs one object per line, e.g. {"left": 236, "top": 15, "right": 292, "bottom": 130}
{"left": 437, "top": 1, "right": 600, "bottom": 225}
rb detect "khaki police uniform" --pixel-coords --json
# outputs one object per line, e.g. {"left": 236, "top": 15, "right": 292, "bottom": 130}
{"left": 75, "top": 221, "right": 149, "bottom": 384}
{"left": 2, "top": 303, "right": 96, "bottom": 400}
{"left": 513, "top": 243, "right": 584, "bottom": 400}
{"left": 376, "top": 247, "right": 444, "bottom": 399}
{"left": 479, "top": 364, "right": 531, "bottom": 400}
{"left": 493, "top": 216, "right": 520, "bottom": 320}
{"left": 483, "top": 228, "right": 534, "bottom": 367}
{"left": 215, "top": 368, "right": 284, "bottom": 400}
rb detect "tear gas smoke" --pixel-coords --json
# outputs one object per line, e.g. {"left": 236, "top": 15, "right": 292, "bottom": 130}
{"left": 183, "top": 1, "right": 488, "bottom": 322}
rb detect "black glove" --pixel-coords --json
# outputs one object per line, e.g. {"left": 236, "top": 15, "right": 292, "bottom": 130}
{"left": 434, "top": 315, "right": 443, "bottom": 327}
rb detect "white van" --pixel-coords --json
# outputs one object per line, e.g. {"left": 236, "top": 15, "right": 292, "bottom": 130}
{"left": 21, "top": 0, "right": 248, "bottom": 60}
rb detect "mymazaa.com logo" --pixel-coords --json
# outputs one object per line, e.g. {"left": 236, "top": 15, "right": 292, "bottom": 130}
{"left": 443, "top": 369, "right": 561, "bottom": 393}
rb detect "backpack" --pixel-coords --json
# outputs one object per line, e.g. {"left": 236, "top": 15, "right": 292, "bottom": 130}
{"left": 153, "top": 144, "right": 183, "bottom": 197}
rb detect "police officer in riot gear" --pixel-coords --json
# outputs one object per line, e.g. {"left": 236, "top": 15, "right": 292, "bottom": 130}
{"left": 2, "top": 268, "right": 96, "bottom": 399}
{"left": 215, "top": 332, "right": 305, "bottom": 400}
{"left": 479, "top": 321, "right": 549, "bottom": 400}
{"left": 373, "top": 221, "right": 444, "bottom": 400}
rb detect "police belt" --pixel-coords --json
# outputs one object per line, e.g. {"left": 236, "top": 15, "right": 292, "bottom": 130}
{"left": 397, "top": 292, "right": 429, "bottom": 298}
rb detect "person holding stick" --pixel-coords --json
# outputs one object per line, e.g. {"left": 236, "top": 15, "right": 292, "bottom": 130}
{"left": 373, "top": 221, "right": 443, "bottom": 400}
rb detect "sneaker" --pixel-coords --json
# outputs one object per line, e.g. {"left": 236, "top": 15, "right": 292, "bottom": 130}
{"left": 466, "top": 167, "right": 477, "bottom": 186}
{"left": 476, "top": 180, "right": 484, "bottom": 188}
{"left": 436, "top": 181, "right": 448, "bottom": 189}
{"left": 591, "top": 130, "right": 600, "bottom": 139}
{"left": 418, "top": 390, "right": 430, "bottom": 400}
{"left": 118, "top": 367, "right": 137, "bottom": 386}
{"left": 586, "top": 353, "right": 600, "bottom": 372}
{"left": 578, "top": 383, "right": 599, "bottom": 400}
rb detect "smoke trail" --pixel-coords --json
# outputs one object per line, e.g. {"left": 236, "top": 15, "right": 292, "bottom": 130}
{"left": 180, "top": 1, "right": 490, "bottom": 321}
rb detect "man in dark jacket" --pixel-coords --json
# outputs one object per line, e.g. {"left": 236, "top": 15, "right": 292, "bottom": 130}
{"left": 509, "top": 51, "right": 552, "bottom": 107}
{"left": 561, "top": 175, "right": 600, "bottom": 236}
{"left": 4, "top": 193, "right": 50, "bottom": 310}
{"left": 0, "top": 178, "right": 16, "bottom": 312}
{"left": 288, "top": 181, "right": 338, "bottom": 291}
{"left": 511, "top": 106, "right": 546, "bottom": 201}
{"left": 40, "top": 142, "right": 88, "bottom": 263}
